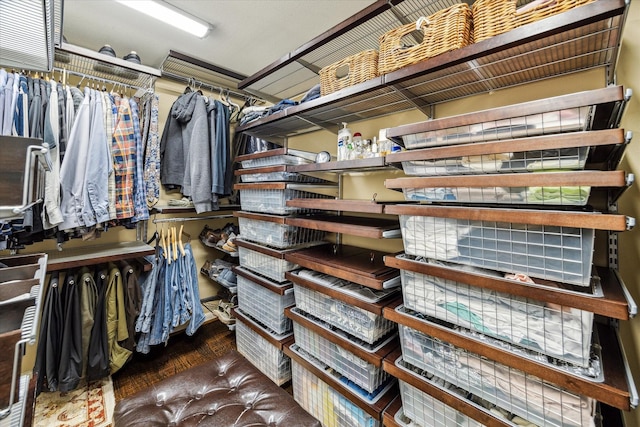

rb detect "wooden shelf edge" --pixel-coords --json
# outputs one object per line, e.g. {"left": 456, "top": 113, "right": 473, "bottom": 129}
{"left": 47, "top": 241, "right": 155, "bottom": 272}
{"left": 284, "top": 215, "right": 400, "bottom": 239}
{"left": 233, "top": 265, "right": 292, "bottom": 295}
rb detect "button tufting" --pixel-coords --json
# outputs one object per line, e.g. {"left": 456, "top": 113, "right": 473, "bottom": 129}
{"left": 194, "top": 392, "right": 203, "bottom": 400}
{"left": 155, "top": 399, "right": 164, "bottom": 406}
{"left": 207, "top": 408, "right": 216, "bottom": 416}
{"left": 168, "top": 422, "right": 176, "bottom": 427}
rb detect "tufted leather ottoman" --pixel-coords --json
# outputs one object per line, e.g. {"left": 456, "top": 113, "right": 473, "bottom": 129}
{"left": 113, "top": 350, "right": 321, "bottom": 427}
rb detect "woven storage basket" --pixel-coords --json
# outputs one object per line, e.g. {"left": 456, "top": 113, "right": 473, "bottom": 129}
{"left": 319, "top": 49, "right": 379, "bottom": 96}
{"left": 473, "top": 0, "right": 594, "bottom": 43}
{"left": 378, "top": 3, "right": 473, "bottom": 75}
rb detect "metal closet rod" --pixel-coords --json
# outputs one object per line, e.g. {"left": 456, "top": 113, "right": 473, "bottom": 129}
{"left": 161, "top": 71, "right": 260, "bottom": 102}
{"left": 52, "top": 67, "right": 153, "bottom": 92}
{"left": 152, "top": 214, "right": 235, "bottom": 224}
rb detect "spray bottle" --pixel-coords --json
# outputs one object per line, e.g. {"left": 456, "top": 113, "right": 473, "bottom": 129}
{"left": 337, "top": 122, "right": 352, "bottom": 161}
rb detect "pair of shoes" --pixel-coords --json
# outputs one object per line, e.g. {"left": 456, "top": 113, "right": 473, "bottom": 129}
{"left": 213, "top": 301, "right": 236, "bottom": 325}
{"left": 199, "top": 225, "right": 229, "bottom": 248}
{"left": 221, "top": 234, "right": 237, "bottom": 253}
{"left": 168, "top": 197, "right": 194, "bottom": 207}
{"left": 200, "top": 260, "right": 213, "bottom": 277}
{"left": 217, "top": 268, "right": 237, "bottom": 289}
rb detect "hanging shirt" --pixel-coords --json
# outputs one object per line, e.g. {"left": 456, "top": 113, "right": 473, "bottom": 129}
{"left": 111, "top": 95, "right": 136, "bottom": 219}
{"left": 42, "top": 80, "right": 64, "bottom": 229}
{"left": 129, "top": 97, "right": 149, "bottom": 222}
{"left": 2, "top": 72, "right": 16, "bottom": 135}
{"left": 143, "top": 94, "right": 160, "bottom": 208}
{"left": 0, "top": 69, "right": 7, "bottom": 132}
{"left": 13, "top": 75, "right": 28, "bottom": 137}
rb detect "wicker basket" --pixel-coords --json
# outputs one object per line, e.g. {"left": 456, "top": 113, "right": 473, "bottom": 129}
{"left": 473, "top": 0, "right": 594, "bottom": 43}
{"left": 378, "top": 3, "right": 473, "bottom": 75}
{"left": 319, "top": 49, "right": 379, "bottom": 96}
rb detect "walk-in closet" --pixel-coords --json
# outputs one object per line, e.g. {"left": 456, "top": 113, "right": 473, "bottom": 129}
{"left": 1, "top": 1, "right": 640, "bottom": 426}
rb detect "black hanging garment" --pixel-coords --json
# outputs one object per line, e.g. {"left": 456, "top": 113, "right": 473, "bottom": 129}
{"left": 86, "top": 268, "right": 110, "bottom": 381}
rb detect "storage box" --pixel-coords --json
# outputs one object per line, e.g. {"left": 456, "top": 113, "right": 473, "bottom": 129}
{"left": 240, "top": 154, "right": 313, "bottom": 169}
{"left": 237, "top": 216, "right": 327, "bottom": 249}
{"left": 399, "top": 380, "right": 483, "bottom": 427}
{"left": 473, "top": 0, "right": 594, "bottom": 43}
{"left": 291, "top": 311, "right": 391, "bottom": 393}
{"left": 398, "top": 214, "right": 595, "bottom": 286}
{"left": 320, "top": 49, "right": 379, "bottom": 96}
{"left": 235, "top": 315, "right": 292, "bottom": 386}
{"left": 400, "top": 146, "right": 590, "bottom": 176}
{"left": 378, "top": 4, "right": 473, "bottom": 75}
{"left": 237, "top": 245, "right": 299, "bottom": 283}
{"left": 239, "top": 170, "right": 326, "bottom": 183}
{"left": 401, "top": 184, "right": 592, "bottom": 206}
{"left": 291, "top": 355, "right": 382, "bottom": 427}
{"left": 293, "top": 283, "right": 395, "bottom": 345}
{"left": 400, "top": 106, "right": 590, "bottom": 150}
{"left": 236, "top": 270, "right": 295, "bottom": 334}
{"left": 239, "top": 187, "right": 333, "bottom": 215}
{"left": 399, "top": 255, "right": 594, "bottom": 367}
{"left": 398, "top": 323, "right": 597, "bottom": 427}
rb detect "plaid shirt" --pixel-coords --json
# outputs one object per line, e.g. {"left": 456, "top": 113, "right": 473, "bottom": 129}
{"left": 111, "top": 95, "right": 136, "bottom": 219}
{"left": 129, "top": 98, "right": 149, "bottom": 223}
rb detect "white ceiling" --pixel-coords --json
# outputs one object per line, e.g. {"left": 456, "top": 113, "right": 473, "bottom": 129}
{"left": 62, "top": 0, "right": 377, "bottom": 82}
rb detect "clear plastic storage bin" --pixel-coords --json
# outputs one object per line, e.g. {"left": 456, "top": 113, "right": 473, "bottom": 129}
{"left": 291, "top": 313, "right": 390, "bottom": 393}
{"left": 400, "top": 380, "right": 483, "bottom": 427}
{"left": 239, "top": 187, "right": 333, "bottom": 215}
{"left": 235, "top": 316, "right": 292, "bottom": 386}
{"left": 398, "top": 323, "right": 597, "bottom": 427}
{"left": 401, "top": 146, "right": 589, "bottom": 176}
{"left": 399, "top": 255, "right": 594, "bottom": 367}
{"left": 238, "top": 216, "right": 327, "bottom": 249}
{"left": 238, "top": 245, "right": 299, "bottom": 283}
{"left": 292, "top": 355, "right": 381, "bottom": 427}
{"left": 293, "top": 283, "right": 396, "bottom": 345}
{"left": 236, "top": 273, "right": 295, "bottom": 334}
{"left": 399, "top": 215, "right": 595, "bottom": 287}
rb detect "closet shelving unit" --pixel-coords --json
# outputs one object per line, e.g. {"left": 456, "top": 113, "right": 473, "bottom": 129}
{"left": 0, "top": 253, "right": 47, "bottom": 427}
{"left": 233, "top": 0, "right": 634, "bottom": 425}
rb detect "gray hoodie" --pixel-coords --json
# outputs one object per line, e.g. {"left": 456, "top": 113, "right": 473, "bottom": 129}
{"left": 160, "top": 91, "right": 213, "bottom": 213}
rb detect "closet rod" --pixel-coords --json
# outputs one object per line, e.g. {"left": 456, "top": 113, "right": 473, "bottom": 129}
{"left": 161, "top": 70, "right": 260, "bottom": 102}
{"left": 53, "top": 67, "right": 153, "bottom": 92}
{"left": 152, "top": 214, "right": 234, "bottom": 224}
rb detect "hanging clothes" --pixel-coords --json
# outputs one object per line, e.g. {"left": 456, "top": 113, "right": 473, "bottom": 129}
{"left": 57, "top": 271, "right": 82, "bottom": 392}
{"left": 121, "top": 261, "right": 141, "bottom": 352}
{"left": 34, "top": 272, "right": 63, "bottom": 395}
{"left": 87, "top": 267, "right": 110, "bottom": 382}
{"left": 111, "top": 95, "right": 137, "bottom": 220}
{"left": 143, "top": 94, "right": 160, "bottom": 208}
{"left": 105, "top": 263, "right": 132, "bottom": 374}
{"left": 129, "top": 97, "right": 149, "bottom": 223}
{"left": 79, "top": 266, "right": 98, "bottom": 378}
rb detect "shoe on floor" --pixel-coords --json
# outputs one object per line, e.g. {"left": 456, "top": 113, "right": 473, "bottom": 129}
{"left": 213, "top": 301, "right": 236, "bottom": 325}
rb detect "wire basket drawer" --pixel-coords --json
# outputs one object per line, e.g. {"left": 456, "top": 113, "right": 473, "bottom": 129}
{"left": 291, "top": 315, "right": 390, "bottom": 394}
{"left": 240, "top": 154, "right": 313, "bottom": 169}
{"left": 399, "top": 380, "right": 483, "bottom": 427}
{"left": 235, "top": 317, "right": 291, "bottom": 386}
{"left": 399, "top": 255, "right": 594, "bottom": 367}
{"left": 401, "top": 146, "right": 590, "bottom": 176}
{"left": 238, "top": 245, "right": 299, "bottom": 283}
{"left": 237, "top": 274, "right": 295, "bottom": 335}
{"left": 401, "top": 184, "right": 592, "bottom": 206}
{"left": 239, "top": 170, "right": 326, "bottom": 183}
{"left": 399, "top": 215, "right": 595, "bottom": 287}
{"left": 399, "top": 323, "right": 597, "bottom": 427}
{"left": 400, "top": 106, "right": 590, "bottom": 150}
{"left": 293, "top": 283, "right": 395, "bottom": 345}
{"left": 239, "top": 188, "right": 332, "bottom": 215}
{"left": 292, "top": 356, "right": 381, "bottom": 427}
{"left": 238, "top": 216, "right": 327, "bottom": 249}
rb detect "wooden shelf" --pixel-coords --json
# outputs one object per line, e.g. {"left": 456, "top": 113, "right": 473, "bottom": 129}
{"left": 385, "top": 254, "right": 634, "bottom": 320}
{"left": 284, "top": 214, "right": 401, "bottom": 239}
{"left": 385, "top": 303, "right": 634, "bottom": 410}
{"left": 234, "top": 238, "right": 319, "bottom": 260}
{"left": 284, "top": 244, "right": 400, "bottom": 290}
{"left": 284, "top": 343, "right": 398, "bottom": 423}
{"left": 46, "top": 241, "right": 155, "bottom": 272}
{"left": 381, "top": 396, "right": 404, "bottom": 427}
{"left": 151, "top": 204, "right": 240, "bottom": 214}
{"left": 285, "top": 306, "right": 397, "bottom": 368}
{"left": 236, "top": 0, "right": 627, "bottom": 140}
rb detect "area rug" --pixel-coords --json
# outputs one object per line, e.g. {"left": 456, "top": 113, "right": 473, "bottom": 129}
{"left": 33, "top": 377, "right": 114, "bottom": 427}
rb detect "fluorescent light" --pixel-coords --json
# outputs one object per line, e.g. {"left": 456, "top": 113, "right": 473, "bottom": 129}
{"left": 116, "top": 0, "right": 210, "bottom": 38}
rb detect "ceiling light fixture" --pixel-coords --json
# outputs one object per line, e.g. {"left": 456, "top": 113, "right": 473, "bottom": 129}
{"left": 115, "top": 0, "right": 211, "bottom": 38}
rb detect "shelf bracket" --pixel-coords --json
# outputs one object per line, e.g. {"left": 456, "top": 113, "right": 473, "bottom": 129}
{"left": 388, "top": 83, "right": 432, "bottom": 118}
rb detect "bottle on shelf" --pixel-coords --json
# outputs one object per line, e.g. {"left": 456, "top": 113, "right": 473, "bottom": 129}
{"left": 337, "top": 122, "right": 352, "bottom": 161}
